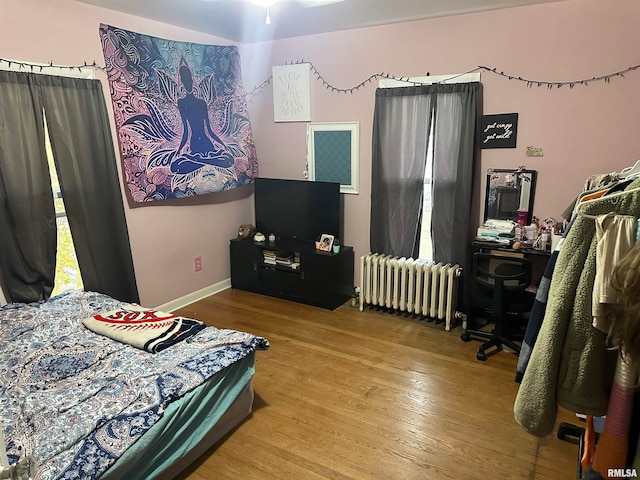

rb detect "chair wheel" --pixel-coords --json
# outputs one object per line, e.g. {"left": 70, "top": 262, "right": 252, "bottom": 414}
{"left": 460, "top": 332, "right": 471, "bottom": 342}
{"left": 476, "top": 351, "right": 487, "bottom": 361}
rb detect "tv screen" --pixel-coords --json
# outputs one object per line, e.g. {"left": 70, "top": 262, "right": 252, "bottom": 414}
{"left": 254, "top": 178, "right": 342, "bottom": 243}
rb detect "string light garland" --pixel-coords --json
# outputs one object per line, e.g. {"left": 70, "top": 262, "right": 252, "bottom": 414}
{"left": 3, "top": 57, "right": 638, "bottom": 93}
{"left": 477, "top": 64, "right": 640, "bottom": 89}
{"left": 248, "top": 59, "right": 640, "bottom": 97}
{"left": 246, "top": 76, "right": 273, "bottom": 97}
{"left": 246, "top": 59, "right": 415, "bottom": 98}
{"left": 0, "top": 58, "right": 106, "bottom": 73}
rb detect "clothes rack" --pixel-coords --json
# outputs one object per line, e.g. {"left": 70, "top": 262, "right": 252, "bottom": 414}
{"left": 618, "top": 160, "right": 640, "bottom": 180}
{"left": 576, "top": 186, "right": 640, "bottom": 219}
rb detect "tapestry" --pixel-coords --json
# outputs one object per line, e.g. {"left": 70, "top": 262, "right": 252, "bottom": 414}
{"left": 99, "top": 24, "right": 258, "bottom": 202}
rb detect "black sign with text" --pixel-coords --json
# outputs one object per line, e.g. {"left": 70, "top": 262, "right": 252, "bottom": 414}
{"left": 481, "top": 113, "right": 518, "bottom": 149}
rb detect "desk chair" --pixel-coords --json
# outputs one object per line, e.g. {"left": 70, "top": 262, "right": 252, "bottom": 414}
{"left": 461, "top": 252, "right": 535, "bottom": 361}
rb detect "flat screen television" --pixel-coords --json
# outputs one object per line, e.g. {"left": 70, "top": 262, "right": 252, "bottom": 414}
{"left": 254, "top": 177, "right": 342, "bottom": 243}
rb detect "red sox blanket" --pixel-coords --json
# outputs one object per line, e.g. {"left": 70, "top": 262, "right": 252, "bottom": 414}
{"left": 83, "top": 304, "right": 205, "bottom": 353}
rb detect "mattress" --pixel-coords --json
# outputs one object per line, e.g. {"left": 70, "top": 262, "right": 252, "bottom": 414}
{"left": 0, "top": 290, "right": 269, "bottom": 480}
{"left": 100, "top": 352, "right": 256, "bottom": 480}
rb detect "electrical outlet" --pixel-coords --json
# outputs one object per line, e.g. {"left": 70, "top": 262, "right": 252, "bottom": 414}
{"left": 193, "top": 256, "right": 202, "bottom": 272}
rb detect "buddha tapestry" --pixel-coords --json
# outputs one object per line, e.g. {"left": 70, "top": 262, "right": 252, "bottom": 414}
{"left": 99, "top": 24, "right": 258, "bottom": 202}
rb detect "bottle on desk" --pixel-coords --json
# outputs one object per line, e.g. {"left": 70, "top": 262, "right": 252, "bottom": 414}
{"left": 540, "top": 233, "right": 548, "bottom": 251}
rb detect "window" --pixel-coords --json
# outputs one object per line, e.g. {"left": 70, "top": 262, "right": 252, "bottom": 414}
{"left": 45, "top": 119, "right": 83, "bottom": 296}
{"left": 373, "top": 74, "right": 480, "bottom": 264}
{"left": 419, "top": 123, "right": 435, "bottom": 260}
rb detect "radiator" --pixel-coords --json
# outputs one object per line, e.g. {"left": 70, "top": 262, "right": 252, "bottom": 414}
{"left": 359, "top": 254, "right": 461, "bottom": 331}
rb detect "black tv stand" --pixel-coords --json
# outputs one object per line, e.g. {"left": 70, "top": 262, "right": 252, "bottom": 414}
{"left": 229, "top": 237, "right": 354, "bottom": 310}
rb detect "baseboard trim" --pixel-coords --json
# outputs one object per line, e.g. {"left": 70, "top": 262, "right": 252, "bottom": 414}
{"left": 156, "top": 279, "right": 231, "bottom": 312}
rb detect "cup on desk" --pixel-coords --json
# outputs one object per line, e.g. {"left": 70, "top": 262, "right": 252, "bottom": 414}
{"left": 524, "top": 226, "right": 536, "bottom": 243}
{"left": 551, "top": 233, "right": 562, "bottom": 252}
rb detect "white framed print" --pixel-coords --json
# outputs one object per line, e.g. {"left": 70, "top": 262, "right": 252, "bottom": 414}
{"left": 307, "top": 121, "right": 359, "bottom": 195}
{"left": 272, "top": 63, "right": 311, "bottom": 122}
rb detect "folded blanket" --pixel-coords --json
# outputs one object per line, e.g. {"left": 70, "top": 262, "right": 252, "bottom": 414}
{"left": 82, "top": 304, "right": 205, "bottom": 353}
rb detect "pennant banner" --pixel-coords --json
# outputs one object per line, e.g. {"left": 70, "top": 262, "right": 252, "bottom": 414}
{"left": 99, "top": 24, "right": 258, "bottom": 202}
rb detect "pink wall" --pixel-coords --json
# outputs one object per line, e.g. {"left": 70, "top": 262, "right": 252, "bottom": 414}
{"left": 3, "top": 0, "right": 640, "bottom": 305}
{"left": 1, "top": 0, "right": 253, "bottom": 306}
{"left": 241, "top": 0, "right": 640, "bottom": 278}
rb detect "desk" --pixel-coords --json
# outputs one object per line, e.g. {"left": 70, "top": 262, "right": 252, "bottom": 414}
{"left": 471, "top": 240, "right": 551, "bottom": 258}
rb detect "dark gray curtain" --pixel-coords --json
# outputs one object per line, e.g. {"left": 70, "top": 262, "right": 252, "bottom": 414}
{"left": 431, "top": 83, "right": 480, "bottom": 267}
{"left": 0, "top": 71, "right": 56, "bottom": 303}
{"left": 371, "top": 82, "right": 480, "bottom": 267}
{"left": 0, "top": 71, "right": 139, "bottom": 304}
{"left": 38, "top": 75, "right": 139, "bottom": 303}
{"left": 371, "top": 86, "right": 434, "bottom": 257}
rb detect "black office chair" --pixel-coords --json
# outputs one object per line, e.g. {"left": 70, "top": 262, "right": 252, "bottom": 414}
{"left": 461, "top": 252, "right": 535, "bottom": 361}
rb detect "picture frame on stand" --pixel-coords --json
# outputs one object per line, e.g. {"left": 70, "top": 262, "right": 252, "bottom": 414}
{"left": 316, "top": 234, "right": 334, "bottom": 252}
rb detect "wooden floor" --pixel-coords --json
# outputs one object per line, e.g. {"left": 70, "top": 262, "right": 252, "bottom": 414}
{"left": 174, "top": 289, "right": 580, "bottom": 480}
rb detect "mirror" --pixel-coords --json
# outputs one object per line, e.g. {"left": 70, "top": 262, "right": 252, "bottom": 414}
{"left": 484, "top": 168, "right": 537, "bottom": 225}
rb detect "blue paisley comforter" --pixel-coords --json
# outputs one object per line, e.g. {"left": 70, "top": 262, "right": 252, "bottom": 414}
{"left": 0, "top": 290, "right": 269, "bottom": 480}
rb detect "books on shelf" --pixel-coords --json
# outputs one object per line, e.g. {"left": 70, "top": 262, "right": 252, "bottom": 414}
{"left": 275, "top": 254, "right": 294, "bottom": 265}
{"left": 262, "top": 250, "right": 300, "bottom": 269}
{"left": 263, "top": 250, "right": 277, "bottom": 265}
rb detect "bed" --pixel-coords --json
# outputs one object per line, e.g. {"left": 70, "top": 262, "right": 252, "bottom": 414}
{"left": 0, "top": 290, "right": 269, "bottom": 480}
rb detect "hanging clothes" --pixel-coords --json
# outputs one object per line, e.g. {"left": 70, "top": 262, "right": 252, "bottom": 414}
{"left": 516, "top": 178, "right": 639, "bottom": 384}
{"left": 591, "top": 354, "right": 639, "bottom": 478}
{"left": 583, "top": 415, "right": 596, "bottom": 473}
{"left": 592, "top": 213, "right": 637, "bottom": 333}
{"left": 586, "top": 226, "right": 640, "bottom": 477}
{"left": 515, "top": 241, "right": 563, "bottom": 383}
{"left": 561, "top": 174, "right": 621, "bottom": 221}
{"left": 514, "top": 177, "right": 640, "bottom": 437}
{"left": 585, "top": 173, "right": 620, "bottom": 192}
